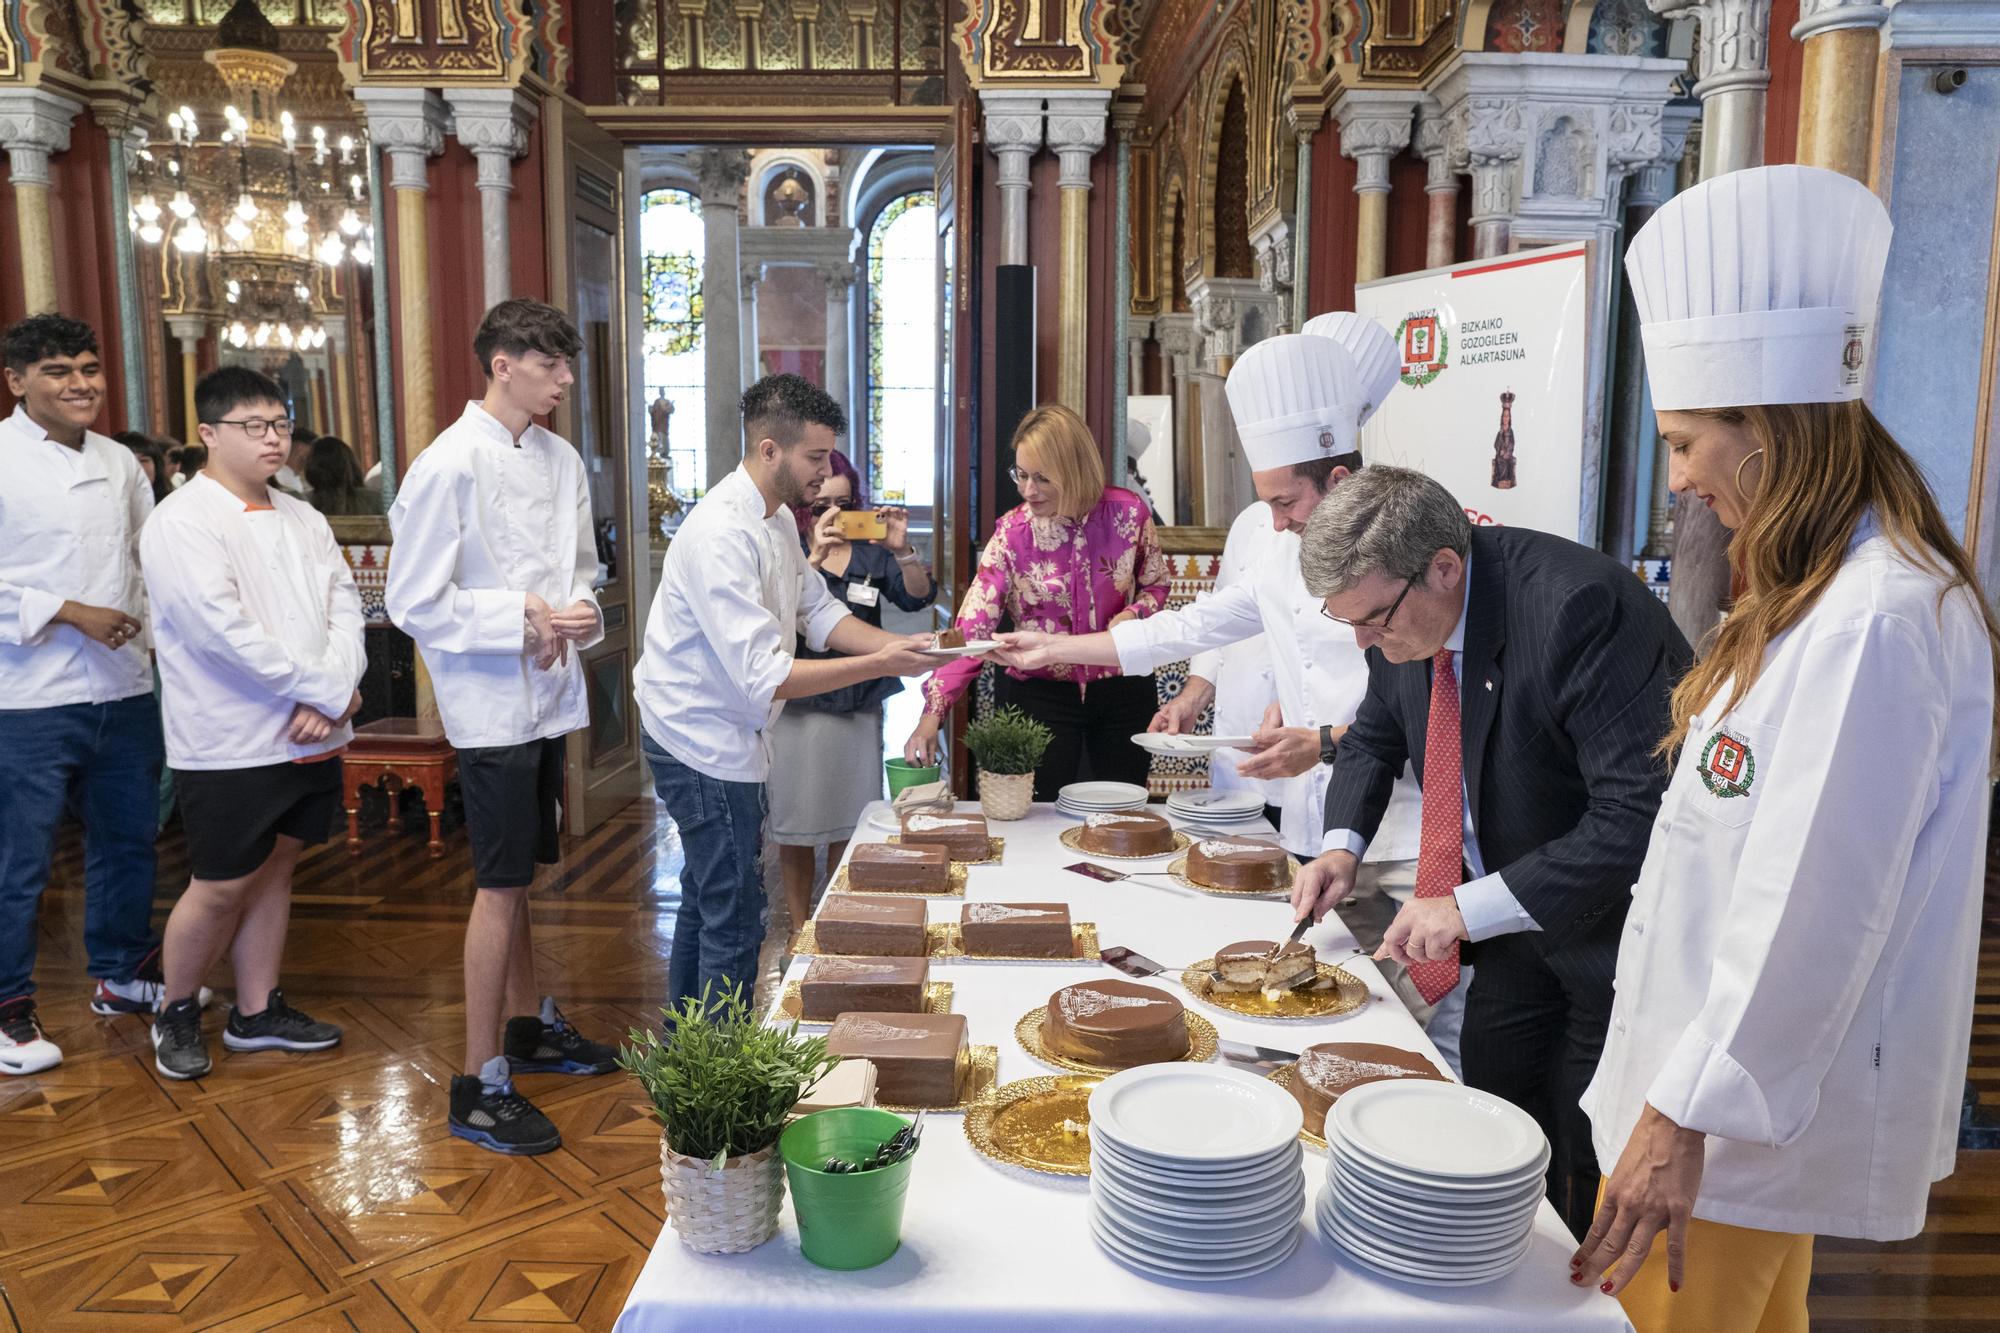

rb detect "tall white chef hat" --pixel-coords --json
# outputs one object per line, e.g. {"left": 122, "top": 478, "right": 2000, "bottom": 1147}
{"left": 1225, "top": 333, "right": 1363, "bottom": 474}
{"left": 1301, "top": 311, "right": 1400, "bottom": 424}
{"left": 1625, "top": 164, "right": 1893, "bottom": 411}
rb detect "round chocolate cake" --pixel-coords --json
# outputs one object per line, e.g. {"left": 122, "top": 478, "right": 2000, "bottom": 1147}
{"left": 1287, "top": 1042, "right": 1446, "bottom": 1137}
{"left": 1044, "top": 979, "right": 1189, "bottom": 1069}
{"left": 1213, "top": 939, "right": 1317, "bottom": 994}
{"left": 1077, "top": 809, "right": 1176, "bottom": 856}
{"left": 1185, "top": 835, "right": 1291, "bottom": 891}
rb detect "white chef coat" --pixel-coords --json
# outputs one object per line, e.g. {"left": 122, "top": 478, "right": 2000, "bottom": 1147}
{"left": 635, "top": 466, "right": 852, "bottom": 784}
{"left": 1581, "top": 518, "right": 1992, "bottom": 1240}
{"left": 1112, "top": 517, "right": 1421, "bottom": 861}
{"left": 141, "top": 475, "right": 366, "bottom": 769}
{"left": 1189, "top": 504, "right": 1278, "bottom": 804}
{"left": 0, "top": 404, "right": 153, "bottom": 707}
{"left": 386, "top": 402, "right": 605, "bottom": 749}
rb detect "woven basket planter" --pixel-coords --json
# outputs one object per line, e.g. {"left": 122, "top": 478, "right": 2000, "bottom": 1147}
{"left": 977, "top": 770, "right": 1035, "bottom": 821}
{"left": 660, "top": 1138, "right": 785, "bottom": 1254}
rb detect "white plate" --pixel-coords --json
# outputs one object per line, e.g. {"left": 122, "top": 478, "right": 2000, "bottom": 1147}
{"left": 916, "top": 639, "right": 1000, "bottom": 659}
{"left": 1330, "top": 1080, "right": 1548, "bottom": 1181}
{"left": 1094, "top": 1142, "right": 1303, "bottom": 1194}
{"left": 1130, "top": 733, "right": 1259, "bottom": 756}
{"left": 1094, "top": 1204, "right": 1303, "bottom": 1260}
{"left": 1165, "top": 789, "right": 1268, "bottom": 818}
{"left": 1097, "top": 1130, "right": 1301, "bottom": 1174}
{"left": 1090, "top": 1064, "right": 1304, "bottom": 1164}
{"left": 1091, "top": 1213, "right": 1301, "bottom": 1282}
{"left": 1092, "top": 1171, "right": 1305, "bottom": 1226}
{"left": 1058, "top": 781, "right": 1151, "bottom": 807}
{"left": 1327, "top": 1165, "right": 1547, "bottom": 1228}
{"left": 1330, "top": 1202, "right": 1534, "bottom": 1258}
{"left": 1331, "top": 1143, "right": 1550, "bottom": 1198}
{"left": 1319, "top": 1210, "right": 1531, "bottom": 1287}
{"left": 1321, "top": 1207, "right": 1533, "bottom": 1281}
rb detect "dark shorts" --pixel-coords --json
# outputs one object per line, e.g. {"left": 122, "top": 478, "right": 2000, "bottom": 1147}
{"left": 457, "top": 737, "right": 565, "bottom": 890}
{"left": 175, "top": 755, "right": 343, "bottom": 881}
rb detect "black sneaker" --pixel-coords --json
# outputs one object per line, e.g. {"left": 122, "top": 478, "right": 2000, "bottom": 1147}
{"left": 504, "top": 1001, "right": 618, "bottom": 1076}
{"left": 450, "top": 1059, "right": 561, "bottom": 1155}
{"left": 222, "top": 990, "right": 342, "bottom": 1053}
{"left": 151, "top": 998, "right": 211, "bottom": 1080}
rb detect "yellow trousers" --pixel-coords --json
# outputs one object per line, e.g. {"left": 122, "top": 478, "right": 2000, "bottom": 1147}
{"left": 1603, "top": 1211, "right": 1813, "bottom": 1333}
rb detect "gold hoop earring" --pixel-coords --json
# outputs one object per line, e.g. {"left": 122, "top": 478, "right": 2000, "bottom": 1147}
{"left": 1733, "top": 447, "right": 1765, "bottom": 505}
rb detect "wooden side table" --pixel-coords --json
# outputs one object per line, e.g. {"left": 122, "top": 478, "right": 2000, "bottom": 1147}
{"left": 344, "top": 718, "right": 458, "bottom": 858}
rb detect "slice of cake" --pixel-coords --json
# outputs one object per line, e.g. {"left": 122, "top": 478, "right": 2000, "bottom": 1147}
{"left": 1213, "top": 939, "right": 1318, "bottom": 996}
{"left": 1287, "top": 1043, "right": 1445, "bottom": 1138}
{"left": 848, "top": 842, "right": 951, "bottom": 893}
{"left": 899, "top": 810, "right": 991, "bottom": 861}
{"left": 932, "top": 627, "right": 966, "bottom": 649}
{"left": 959, "top": 902, "right": 1072, "bottom": 958}
{"left": 826, "top": 1012, "right": 969, "bottom": 1106}
{"left": 1185, "top": 834, "right": 1291, "bottom": 891}
{"left": 1044, "top": 980, "right": 1189, "bottom": 1069}
{"left": 1077, "top": 809, "right": 1176, "bottom": 856}
{"left": 814, "top": 894, "right": 929, "bottom": 956}
{"left": 799, "top": 956, "right": 929, "bottom": 1021}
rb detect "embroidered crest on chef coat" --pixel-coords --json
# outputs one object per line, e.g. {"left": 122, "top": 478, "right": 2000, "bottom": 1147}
{"left": 1699, "top": 728, "right": 1756, "bottom": 799}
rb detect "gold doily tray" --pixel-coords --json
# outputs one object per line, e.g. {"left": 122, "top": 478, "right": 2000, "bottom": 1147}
{"left": 1014, "top": 1007, "right": 1220, "bottom": 1076}
{"left": 964, "top": 1075, "right": 1100, "bottom": 1176}
{"left": 875, "top": 1044, "right": 999, "bottom": 1114}
{"left": 792, "top": 921, "right": 956, "bottom": 959}
{"left": 886, "top": 834, "right": 1005, "bottom": 866}
{"left": 1180, "top": 960, "right": 1369, "bottom": 1021}
{"left": 934, "top": 921, "right": 1101, "bottom": 963}
{"left": 826, "top": 862, "right": 970, "bottom": 898}
{"left": 777, "top": 980, "right": 954, "bottom": 1026}
{"left": 1164, "top": 853, "right": 1295, "bottom": 897}
{"left": 1266, "top": 1064, "right": 1328, "bottom": 1150}
{"left": 1055, "top": 826, "right": 1193, "bottom": 859}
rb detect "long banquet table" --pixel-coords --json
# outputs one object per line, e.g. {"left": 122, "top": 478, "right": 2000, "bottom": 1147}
{"left": 616, "top": 801, "right": 1635, "bottom": 1332}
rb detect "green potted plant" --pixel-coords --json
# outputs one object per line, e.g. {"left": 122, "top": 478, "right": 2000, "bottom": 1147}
{"left": 619, "top": 987, "right": 840, "bottom": 1253}
{"left": 961, "top": 705, "right": 1052, "bottom": 820}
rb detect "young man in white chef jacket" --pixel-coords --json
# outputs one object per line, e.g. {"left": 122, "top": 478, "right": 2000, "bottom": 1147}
{"left": 142, "top": 366, "right": 362, "bottom": 1080}
{"left": 1572, "top": 165, "right": 1999, "bottom": 1331}
{"left": 387, "top": 298, "right": 622, "bottom": 1156}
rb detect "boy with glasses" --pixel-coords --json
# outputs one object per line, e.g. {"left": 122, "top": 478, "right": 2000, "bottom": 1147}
{"left": 142, "top": 366, "right": 362, "bottom": 1078}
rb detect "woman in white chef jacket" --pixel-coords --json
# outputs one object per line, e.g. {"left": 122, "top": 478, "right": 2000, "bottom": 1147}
{"left": 1572, "top": 164, "right": 2000, "bottom": 1331}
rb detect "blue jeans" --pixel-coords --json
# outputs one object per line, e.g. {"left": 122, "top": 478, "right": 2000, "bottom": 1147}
{"left": 0, "top": 694, "right": 165, "bottom": 1001}
{"left": 643, "top": 737, "right": 768, "bottom": 1016}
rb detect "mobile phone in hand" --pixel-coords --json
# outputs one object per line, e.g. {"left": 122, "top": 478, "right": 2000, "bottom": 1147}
{"left": 837, "top": 509, "right": 888, "bottom": 541}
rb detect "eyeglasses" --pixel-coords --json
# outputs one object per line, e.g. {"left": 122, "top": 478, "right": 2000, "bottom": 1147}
{"left": 809, "top": 496, "right": 858, "bottom": 515}
{"left": 1008, "top": 466, "right": 1054, "bottom": 489}
{"left": 1322, "top": 572, "right": 1421, "bottom": 630}
{"left": 204, "top": 416, "right": 295, "bottom": 441}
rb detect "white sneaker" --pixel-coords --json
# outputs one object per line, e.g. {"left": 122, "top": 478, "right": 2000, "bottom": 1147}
{"left": 90, "top": 976, "right": 214, "bottom": 1017}
{"left": 0, "top": 999, "right": 62, "bottom": 1076}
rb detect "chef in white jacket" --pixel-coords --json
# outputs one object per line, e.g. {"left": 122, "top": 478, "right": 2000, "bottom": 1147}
{"left": 1573, "top": 164, "right": 1999, "bottom": 1333}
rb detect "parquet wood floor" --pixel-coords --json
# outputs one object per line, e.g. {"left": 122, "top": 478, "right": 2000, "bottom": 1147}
{"left": 2, "top": 796, "right": 1995, "bottom": 1330}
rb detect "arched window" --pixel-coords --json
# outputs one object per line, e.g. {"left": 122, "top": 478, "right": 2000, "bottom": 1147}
{"left": 640, "top": 187, "right": 706, "bottom": 497}
{"left": 864, "top": 190, "right": 937, "bottom": 506}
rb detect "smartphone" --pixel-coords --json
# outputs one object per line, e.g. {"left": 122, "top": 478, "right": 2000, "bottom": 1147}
{"left": 837, "top": 509, "right": 888, "bottom": 541}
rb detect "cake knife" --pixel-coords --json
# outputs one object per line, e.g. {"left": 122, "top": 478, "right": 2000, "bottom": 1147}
{"left": 1218, "top": 1039, "right": 1301, "bottom": 1069}
{"left": 1265, "top": 914, "right": 1312, "bottom": 961}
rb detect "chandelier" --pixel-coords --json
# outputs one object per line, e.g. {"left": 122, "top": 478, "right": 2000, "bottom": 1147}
{"left": 130, "top": 0, "right": 371, "bottom": 355}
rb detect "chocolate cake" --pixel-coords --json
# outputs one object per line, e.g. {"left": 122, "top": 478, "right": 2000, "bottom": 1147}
{"left": 814, "top": 894, "right": 929, "bottom": 957}
{"left": 960, "top": 902, "right": 1072, "bottom": 958}
{"left": 1077, "top": 809, "right": 1176, "bottom": 856}
{"left": 1214, "top": 939, "right": 1317, "bottom": 995}
{"left": 933, "top": 627, "right": 966, "bottom": 649}
{"left": 848, "top": 842, "right": 951, "bottom": 892}
{"left": 1287, "top": 1043, "right": 1446, "bottom": 1138}
{"left": 899, "top": 810, "right": 992, "bottom": 861}
{"left": 800, "top": 956, "right": 929, "bottom": 1021}
{"left": 826, "top": 1012, "right": 969, "bottom": 1106}
{"left": 1044, "top": 980, "right": 1189, "bottom": 1069}
{"left": 1185, "top": 835, "right": 1291, "bottom": 891}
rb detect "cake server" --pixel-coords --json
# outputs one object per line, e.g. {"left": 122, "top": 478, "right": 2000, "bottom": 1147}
{"left": 1218, "top": 1039, "right": 1301, "bottom": 1068}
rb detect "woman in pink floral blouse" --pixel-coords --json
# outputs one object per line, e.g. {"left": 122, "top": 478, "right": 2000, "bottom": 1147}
{"left": 903, "top": 405, "right": 1169, "bottom": 799}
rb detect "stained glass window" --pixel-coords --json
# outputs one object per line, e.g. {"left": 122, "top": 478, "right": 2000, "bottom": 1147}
{"left": 640, "top": 188, "right": 707, "bottom": 499}
{"left": 865, "top": 191, "right": 936, "bottom": 507}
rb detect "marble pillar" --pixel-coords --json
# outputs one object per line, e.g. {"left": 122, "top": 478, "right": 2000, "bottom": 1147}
{"left": 355, "top": 88, "right": 447, "bottom": 459}
{"left": 1793, "top": 0, "right": 1891, "bottom": 179}
{"left": 324, "top": 315, "right": 354, "bottom": 444}
{"left": 1046, "top": 91, "right": 1109, "bottom": 416}
{"left": 693, "top": 148, "right": 751, "bottom": 485}
{"left": 1291, "top": 126, "right": 1314, "bottom": 328}
{"left": 108, "top": 124, "right": 151, "bottom": 429}
{"left": 741, "top": 266, "right": 763, "bottom": 389}
{"left": 167, "top": 316, "right": 207, "bottom": 443}
{"left": 0, "top": 89, "right": 81, "bottom": 316}
{"left": 1334, "top": 91, "right": 1419, "bottom": 285}
{"left": 1416, "top": 100, "right": 1461, "bottom": 270}
{"left": 1154, "top": 312, "right": 1199, "bottom": 520}
{"left": 1461, "top": 97, "right": 1526, "bottom": 260}
{"left": 821, "top": 259, "right": 859, "bottom": 424}
{"left": 1126, "top": 318, "right": 1153, "bottom": 395}
{"left": 446, "top": 89, "right": 537, "bottom": 311}
{"left": 1249, "top": 214, "right": 1296, "bottom": 333}
{"left": 981, "top": 91, "right": 1044, "bottom": 267}
{"left": 1112, "top": 110, "right": 1135, "bottom": 463}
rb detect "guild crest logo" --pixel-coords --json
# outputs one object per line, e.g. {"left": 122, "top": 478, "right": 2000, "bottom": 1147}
{"left": 1318, "top": 429, "right": 1336, "bottom": 452}
{"left": 1698, "top": 728, "right": 1756, "bottom": 799}
{"left": 1395, "top": 312, "right": 1449, "bottom": 389}
{"left": 1841, "top": 324, "right": 1866, "bottom": 384}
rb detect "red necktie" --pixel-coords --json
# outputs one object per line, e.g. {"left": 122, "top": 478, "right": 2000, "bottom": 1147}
{"left": 1409, "top": 650, "right": 1464, "bottom": 1004}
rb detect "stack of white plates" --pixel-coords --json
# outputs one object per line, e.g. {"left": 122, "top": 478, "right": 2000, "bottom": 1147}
{"left": 1165, "top": 788, "right": 1266, "bottom": 825}
{"left": 1086, "top": 1064, "right": 1305, "bottom": 1282}
{"left": 1315, "top": 1080, "right": 1549, "bottom": 1286}
{"left": 1057, "top": 781, "right": 1150, "bottom": 819}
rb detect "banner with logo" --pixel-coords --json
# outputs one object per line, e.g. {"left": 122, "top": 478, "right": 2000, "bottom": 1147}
{"left": 1353, "top": 244, "right": 1592, "bottom": 539}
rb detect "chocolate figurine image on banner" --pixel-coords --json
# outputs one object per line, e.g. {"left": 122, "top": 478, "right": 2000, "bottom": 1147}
{"left": 1490, "top": 389, "right": 1518, "bottom": 490}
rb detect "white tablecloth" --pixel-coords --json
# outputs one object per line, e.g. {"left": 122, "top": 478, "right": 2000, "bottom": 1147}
{"left": 617, "top": 803, "right": 1634, "bottom": 1333}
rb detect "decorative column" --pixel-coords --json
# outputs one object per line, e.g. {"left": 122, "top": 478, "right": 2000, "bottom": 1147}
{"left": 820, "top": 259, "right": 860, "bottom": 423}
{"left": 1333, "top": 90, "right": 1420, "bottom": 284}
{"left": 1112, "top": 100, "right": 1138, "bottom": 462}
{"left": 0, "top": 89, "right": 82, "bottom": 316}
{"left": 446, "top": 88, "right": 537, "bottom": 311}
{"left": 1291, "top": 123, "right": 1314, "bottom": 329}
{"left": 1126, "top": 318, "right": 1153, "bottom": 395}
{"left": 980, "top": 90, "right": 1044, "bottom": 266}
{"left": 1460, "top": 96, "right": 1527, "bottom": 259}
{"left": 1793, "top": 0, "right": 1891, "bottom": 179}
{"left": 692, "top": 148, "right": 751, "bottom": 485}
{"left": 102, "top": 122, "right": 152, "bottom": 429}
{"left": 354, "top": 88, "right": 446, "bottom": 459}
{"left": 741, "top": 264, "right": 763, "bottom": 388}
{"left": 1416, "top": 99, "right": 1460, "bottom": 270}
{"left": 323, "top": 314, "right": 354, "bottom": 444}
{"left": 1154, "top": 312, "right": 1200, "bottom": 518}
{"left": 1046, "top": 90, "right": 1110, "bottom": 415}
{"left": 1249, "top": 214, "right": 1296, "bottom": 333}
{"left": 167, "top": 316, "right": 208, "bottom": 442}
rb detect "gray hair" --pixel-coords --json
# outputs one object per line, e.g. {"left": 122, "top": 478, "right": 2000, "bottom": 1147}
{"left": 1299, "top": 465, "right": 1472, "bottom": 598}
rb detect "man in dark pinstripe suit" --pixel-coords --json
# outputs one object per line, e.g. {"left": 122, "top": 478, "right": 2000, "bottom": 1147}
{"left": 1290, "top": 466, "right": 1690, "bottom": 1238}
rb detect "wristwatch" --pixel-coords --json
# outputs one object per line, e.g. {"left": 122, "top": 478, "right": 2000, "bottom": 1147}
{"left": 1318, "top": 724, "right": 1338, "bottom": 767}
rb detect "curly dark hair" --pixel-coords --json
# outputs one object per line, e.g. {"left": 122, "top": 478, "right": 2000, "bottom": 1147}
{"left": 473, "top": 298, "right": 583, "bottom": 376}
{"left": 3, "top": 313, "right": 99, "bottom": 373}
{"left": 741, "top": 372, "right": 846, "bottom": 447}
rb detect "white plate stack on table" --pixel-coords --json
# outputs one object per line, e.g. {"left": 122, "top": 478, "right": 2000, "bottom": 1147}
{"left": 1085, "top": 1064, "right": 1306, "bottom": 1282}
{"left": 1165, "top": 788, "right": 1266, "bottom": 826}
{"left": 1056, "top": 781, "right": 1150, "bottom": 819}
{"left": 1316, "top": 1080, "right": 1550, "bottom": 1287}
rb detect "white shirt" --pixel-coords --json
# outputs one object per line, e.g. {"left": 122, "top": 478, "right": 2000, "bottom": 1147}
{"left": 142, "top": 475, "right": 366, "bottom": 769}
{"left": 634, "top": 466, "right": 851, "bottom": 784}
{"left": 0, "top": 405, "right": 153, "bottom": 707}
{"left": 386, "top": 402, "right": 605, "bottom": 749}
{"left": 1112, "top": 517, "right": 1421, "bottom": 861}
{"left": 1582, "top": 521, "right": 1991, "bottom": 1240}
{"left": 1189, "top": 505, "right": 1278, "bottom": 804}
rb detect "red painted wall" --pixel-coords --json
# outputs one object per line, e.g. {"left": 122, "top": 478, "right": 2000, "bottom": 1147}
{"left": 1307, "top": 123, "right": 1359, "bottom": 316}
{"left": 1764, "top": 0, "right": 1804, "bottom": 167}
{"left": 1384, "top": 150, "right": 1431, "bottom": 278}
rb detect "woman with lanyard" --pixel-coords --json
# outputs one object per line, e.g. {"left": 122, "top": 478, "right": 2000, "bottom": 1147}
{"left": 1573, "top": 164, "right": 1999, "bottom": 1331}
{"left": 903, "top": 404, "right": 1168, "bottom": 799}
{"left": 768, "top": 448, "right": 935, "bottom": 935}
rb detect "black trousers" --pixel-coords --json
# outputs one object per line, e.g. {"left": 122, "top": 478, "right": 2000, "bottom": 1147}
{"left": 994, "top": 673, "right": 1156, "bottom": 802}
{"left": 1458, "top": 932, "right": 1614, "bottom": 1241}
